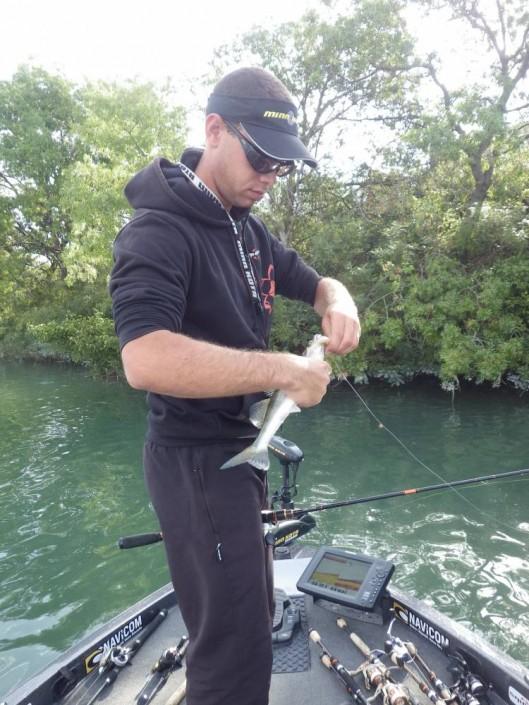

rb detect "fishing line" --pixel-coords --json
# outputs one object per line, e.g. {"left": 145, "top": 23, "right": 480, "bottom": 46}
{"left": 338, "top": 375, "right": 527, "bottom": 539}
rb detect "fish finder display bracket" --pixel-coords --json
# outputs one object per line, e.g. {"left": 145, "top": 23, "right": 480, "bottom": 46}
{"left": 296, "top": 547, "right": 394, "bottom": 616}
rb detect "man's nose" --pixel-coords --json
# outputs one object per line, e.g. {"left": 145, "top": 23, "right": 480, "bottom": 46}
{"left": 259, "top": 171, "right": 278, "bottom": 187}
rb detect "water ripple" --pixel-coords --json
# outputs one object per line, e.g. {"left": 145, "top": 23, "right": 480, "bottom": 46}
{"left": 2, "top": 364, "right": 529, "bottom": 695}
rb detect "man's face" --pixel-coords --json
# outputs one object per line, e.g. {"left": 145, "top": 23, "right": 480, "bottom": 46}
{"left": 207, "top": 116, "right": 280, "bottom": 210}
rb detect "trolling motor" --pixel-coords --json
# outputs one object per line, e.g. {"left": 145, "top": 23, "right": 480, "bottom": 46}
{"left": 266, "top": 435, "right": 316, "bottom": 557}
{"left": 269, "top": 435, "right": 304, "bottom": 509}
{"left": 264, "top": 514, "right": 316, "bottom": 548}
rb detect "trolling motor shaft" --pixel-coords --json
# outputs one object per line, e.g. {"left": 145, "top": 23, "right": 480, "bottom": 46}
{"left": 269, "top": 435, "right": 304, "bottom": 510}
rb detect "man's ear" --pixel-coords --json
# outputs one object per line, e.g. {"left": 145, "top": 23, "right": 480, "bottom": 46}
{"left": 205, "top": 113, "right": 226, "bottom": 147}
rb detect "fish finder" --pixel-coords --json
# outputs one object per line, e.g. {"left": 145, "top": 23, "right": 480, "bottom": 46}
{"left": 296, "top": 547, "right": 394, "bottom": 615}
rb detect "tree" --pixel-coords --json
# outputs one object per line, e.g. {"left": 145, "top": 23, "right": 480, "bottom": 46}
{"left": 0, "top": 66, "right": 83, "bottom": 277}
{"left": 212, "top": 1, "right": 419, "bottom": 245}
{"left": 0, "top": 69, "right": 187, "bottom": 372}
{"left": 60, "top": 79, "right": 187, "bottom": 283}
{"left": 412, "top": 0, "right": 529, "bottom": 210}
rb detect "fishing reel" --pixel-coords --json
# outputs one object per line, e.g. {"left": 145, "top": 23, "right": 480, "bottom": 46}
{"left": 151, "top": 636, "right": 188, "bottom": 673}
{"left": 384, "top": 618, "right": 414, "bottom": 666}
{"left": 384, "top": 617, "right": 454, "bottom": 705}
{"left": 447, "top": 650, "right": 489, "bottom": 705}
{"left": 135, "top": 636, "right": 188, "bottom": 705}
{"left": 98, "top": 645, "right": 131, "bottom": 671}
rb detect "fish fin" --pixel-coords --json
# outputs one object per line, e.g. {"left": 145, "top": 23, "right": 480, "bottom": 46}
{"left": 220, "top": 444, "right": 270, "bottom": 471}
{"left": 248, "top": 398, "right": 271, "bottom": 429}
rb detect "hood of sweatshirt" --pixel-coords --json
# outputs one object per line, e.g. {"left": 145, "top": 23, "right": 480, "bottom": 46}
{"left": 124, "top": 148, "right": 250, "bottom": 226}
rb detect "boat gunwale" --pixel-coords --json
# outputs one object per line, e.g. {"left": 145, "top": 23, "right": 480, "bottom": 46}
{"left": 4, "top": 555, "right": 529, "bottom": 705}
{"left": 2, "top": 584, "right": 177, "bottom": 705}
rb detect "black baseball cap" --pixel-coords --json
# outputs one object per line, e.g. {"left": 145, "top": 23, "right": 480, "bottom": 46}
{"left": 206, "top": 93, "right": 317, "bottom": 168}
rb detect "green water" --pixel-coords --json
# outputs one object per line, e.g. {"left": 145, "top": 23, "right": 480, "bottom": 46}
{"left": 1, "top": 361, "right": 528, "bottom": 698}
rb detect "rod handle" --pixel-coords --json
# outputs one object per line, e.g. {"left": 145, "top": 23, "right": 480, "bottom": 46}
{"left": 351, "top": 631, "right": 371, "bottom": 657}
{"left": 404, "top": 640, "right": 417, "bottom": 656}
{"left": 309, "top": 629, "right": 321, "bottom": 643}
{"left": 118, "top": 532, "right": 163, "bottom": 549}
{"left": 164, "top": 679, "right": 186, "bottom": 705}
{"left": 321, "top": 654, "right": 332, "bottom": 669}
{"left": 129, "top": 610, "right": 168, "bottom": 654}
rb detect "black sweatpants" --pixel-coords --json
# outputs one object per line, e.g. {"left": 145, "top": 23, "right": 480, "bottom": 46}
{"left": 144, "top": 441, "right": 274, "bottom": 705}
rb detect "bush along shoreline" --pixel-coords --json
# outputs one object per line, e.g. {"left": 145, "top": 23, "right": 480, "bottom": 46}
{"left": 2, "top": 0, "right": 529, "bottom": 394}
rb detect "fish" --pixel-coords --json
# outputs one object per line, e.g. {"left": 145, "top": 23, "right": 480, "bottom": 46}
{"left": 220, "top": 334, "right": 329, "bottom": 471}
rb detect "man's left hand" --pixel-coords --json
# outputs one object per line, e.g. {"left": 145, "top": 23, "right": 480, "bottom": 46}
{"left": 314, "top": 277, "right": 361, "bottom": 355}
{"left": 321, "top": 303, "right": 361, "bottom": 355}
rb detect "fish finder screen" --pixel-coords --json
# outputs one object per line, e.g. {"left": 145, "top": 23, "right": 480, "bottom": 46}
{"left": 307, "top": 552, "right": 370, "bottom": 597}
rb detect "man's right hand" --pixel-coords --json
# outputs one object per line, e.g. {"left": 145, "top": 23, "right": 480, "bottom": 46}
{"left": 279, "top": 354, "right": 332, "bottom": 408}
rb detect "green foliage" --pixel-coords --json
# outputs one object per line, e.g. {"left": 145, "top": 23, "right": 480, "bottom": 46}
{"left": 0, "top": 68, "right": 186, "bottom": 375}
{"left": 269, "top": 298, "right": 321, "bottom": 352}
{"left": 2, "top": 0, "right": 529, "bottom": 392}
{"left": 61, "top": 80, "right": 186, "bottom": 284}
{"left": 234, "top": 1, "right": 417, "bottom": 139}
{"left": 0, "top": 66, "right": 81, "bottom": 185}
{"left": 0, "top": 66, "right": 83, "bottom": 275}
{"left": 213, "top": 1, "right": 418, "bottom": 245}
{"left": 30, "top": 312, "right": 121, "bottom": 376}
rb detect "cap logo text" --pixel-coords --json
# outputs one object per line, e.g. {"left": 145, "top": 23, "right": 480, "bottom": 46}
{"left": 263, "top": 110, "right": 297, "bottom": 126}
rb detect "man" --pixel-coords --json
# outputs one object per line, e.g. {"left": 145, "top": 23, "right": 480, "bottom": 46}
{"left": 110, "top": 67, "right": 360, "bottom": 705}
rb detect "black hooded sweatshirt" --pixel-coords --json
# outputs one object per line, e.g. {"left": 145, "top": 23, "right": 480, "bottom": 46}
{"left": 110, "top": 149, "right": 321, "bottom": 445}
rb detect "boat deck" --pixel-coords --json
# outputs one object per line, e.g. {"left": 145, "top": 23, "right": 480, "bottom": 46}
{"left": 6, "top": 549, "right": 528, "bottom": 705}
{"left": 83, "top": 554, "right": 514, "bottom": 705}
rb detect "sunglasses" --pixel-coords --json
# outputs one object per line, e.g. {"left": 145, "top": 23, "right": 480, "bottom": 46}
{"left": 225, "top": 121, "right": 296, "bottom": 177}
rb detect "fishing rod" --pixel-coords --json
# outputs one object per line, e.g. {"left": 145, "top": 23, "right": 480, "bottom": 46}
{"left": 383, "top": 620, "right": 453, "bottom": 705}
{"left": 118, "top": 516, "right": 317, "bottom": 549}
{"left": 336, "top": 619, "right": 415, "bottom": 705}
{"left": 336, "top": 618, "right": 394, "bottom": 683}
{"left": 135, "top": 635, "right": 188, "bottom": 705}
{"left": 309, "top": 629, "right": 369, "bottom": 705}
{"left": 260, "top": 467, "right": 529, "bottom": 523}
{"left": 446, "top": 651, "right": 489, "bottom": 705}
{"left": 402, "top": 640, "right": 452, "bottom": 700}
{"left": 61, "top": 609, "right": 168, "bottom": 705}
{"left": 118, "top": 466, "right": 529, "bottom": 547}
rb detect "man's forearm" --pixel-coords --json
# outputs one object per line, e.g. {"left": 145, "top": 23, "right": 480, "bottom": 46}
{"left": 314, "top": 277, "right": 358, "bottom": 317}
{"left": 122, "top": 329, "right": 293, "bottom": 398}
{"left": 313, "top": 277, "right": 361, "bottom": 355}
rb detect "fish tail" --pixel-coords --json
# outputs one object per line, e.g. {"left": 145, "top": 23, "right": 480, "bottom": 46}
{"left": 220, "top": 443, "right": 270, "bottom": 471}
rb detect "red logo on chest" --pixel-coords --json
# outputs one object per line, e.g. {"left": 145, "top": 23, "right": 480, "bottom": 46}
{"left": 260, "top": 264, "right": 275, "bottom": 314}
